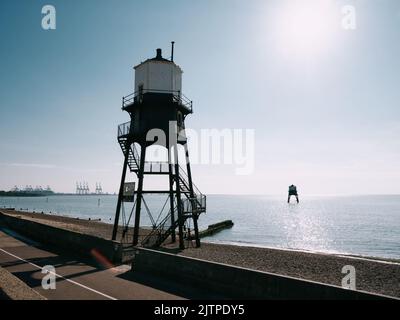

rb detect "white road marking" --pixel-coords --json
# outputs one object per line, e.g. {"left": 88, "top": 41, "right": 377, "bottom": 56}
{"left": 0, "top": 247, "right": 118, "bottom": 300}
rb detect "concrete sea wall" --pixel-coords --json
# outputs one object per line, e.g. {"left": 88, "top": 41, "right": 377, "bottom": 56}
{"left": 0, "top": 212, "right": 123, "bottom": 263}
{"left": 198, "top": 220, "right": 234, "bottom": 238}
{"left": 132, "top": 247, "right": 395, "bottom": 300}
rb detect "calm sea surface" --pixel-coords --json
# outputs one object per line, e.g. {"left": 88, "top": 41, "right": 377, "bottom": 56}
{"left": 1, "top": 194, "right": 399, "bottom": 260}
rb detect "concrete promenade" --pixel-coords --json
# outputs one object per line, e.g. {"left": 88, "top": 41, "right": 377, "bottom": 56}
{"left": 0, "top": 229, "right": 215, "bottom": 300}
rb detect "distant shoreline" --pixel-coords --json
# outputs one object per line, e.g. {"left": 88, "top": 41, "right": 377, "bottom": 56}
{"left": 0, "top": 191, "right": 54, "bottom": 197}
{"left": 53, "top": 193, "right": 114, "bottom": 196}
{"left": 0, "top": 192, "right": 114, "bottom": 198}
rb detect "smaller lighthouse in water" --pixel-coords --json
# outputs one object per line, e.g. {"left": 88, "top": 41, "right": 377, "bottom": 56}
{"left": 112, "top": 43, "right": 206, "bottom": 250}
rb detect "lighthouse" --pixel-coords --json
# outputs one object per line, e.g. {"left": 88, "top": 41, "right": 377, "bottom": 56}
{"left": 112, "top": 44, "right": 206, "bottom": 250}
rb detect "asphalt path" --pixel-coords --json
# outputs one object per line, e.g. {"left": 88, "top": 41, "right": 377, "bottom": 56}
{"left": 0, "top": 227, "right": 214, "bottom": 300}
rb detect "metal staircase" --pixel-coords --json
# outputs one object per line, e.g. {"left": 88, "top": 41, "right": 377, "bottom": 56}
{"left": 177, "top": 168, "right": 206, "bottom": 216}
{"left": 118, "top": 122, "right": 170, "bottom": 174}
{"left": 118, "top": 137, "right": 140, "bottom": 173}
{"left": 141, "top": 210, "right": 175, "bottom": 248}
{"left": 140, "top": 170, "right": 206, "bottom": 248}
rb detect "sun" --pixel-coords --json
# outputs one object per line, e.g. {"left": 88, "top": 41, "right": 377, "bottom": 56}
{"left": 270, "top": 0, "right": 339, "bottom": 59}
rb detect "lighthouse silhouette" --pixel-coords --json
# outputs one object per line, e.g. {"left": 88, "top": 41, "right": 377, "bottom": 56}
{"left": 112, "top": 43, "right": 206, "bottom": 250}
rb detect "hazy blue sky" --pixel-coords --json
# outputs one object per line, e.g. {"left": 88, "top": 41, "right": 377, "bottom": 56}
{"left": 0, "top": 0, "right": 399, "bottom": 195}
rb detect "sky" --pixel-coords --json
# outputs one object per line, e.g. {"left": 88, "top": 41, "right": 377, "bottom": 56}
{"left": 0, "top": 0, "right": 399, "bottom": 195}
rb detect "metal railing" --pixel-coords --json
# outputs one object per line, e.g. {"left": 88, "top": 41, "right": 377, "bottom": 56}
{"left": 131, "top": 143, "right": 141, "bottom": 164}
{"left": 177, "top": 164, "right": 204, "bottom": 199}
{"left": 143, "top": 161, "right": 169, "bottom": 173}
{"left": 182, "top": 196, "right": 207, "bottom": 214}
{"left": 122, "top": 89, "right": 193, "bottom": 113}
{"left": 176, "top": 164, "right": 207, "bottom": 213}
{"left": 122, "top": 92, "right": 135, "bottom": 107}
{"left": 118, "top": 121, "right": 131, "bottom": 137}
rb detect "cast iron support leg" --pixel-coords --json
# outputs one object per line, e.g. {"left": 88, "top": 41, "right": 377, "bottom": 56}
{"left": 112, "top": 141, "right": 130, "bottom": 241}
{"left": 133, "top": 146, "right": 146, "bottom": 246}
{"left": 173, "top": 146, "right": 185, "bottom": 250}
{"left": 168, "top": 149, "right": 176, "bottom": 243}
{"left": 184, "top": 143, "right": 200, "bottom": 248}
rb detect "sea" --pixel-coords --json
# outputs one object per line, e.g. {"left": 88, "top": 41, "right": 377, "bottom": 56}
{"left": 1, "top": 194, "right": 399, "bottom": 260}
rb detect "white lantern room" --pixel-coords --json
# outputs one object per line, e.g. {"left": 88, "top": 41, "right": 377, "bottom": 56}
{"left": 134, "top": 48, "right": 183, "bottom": 95}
